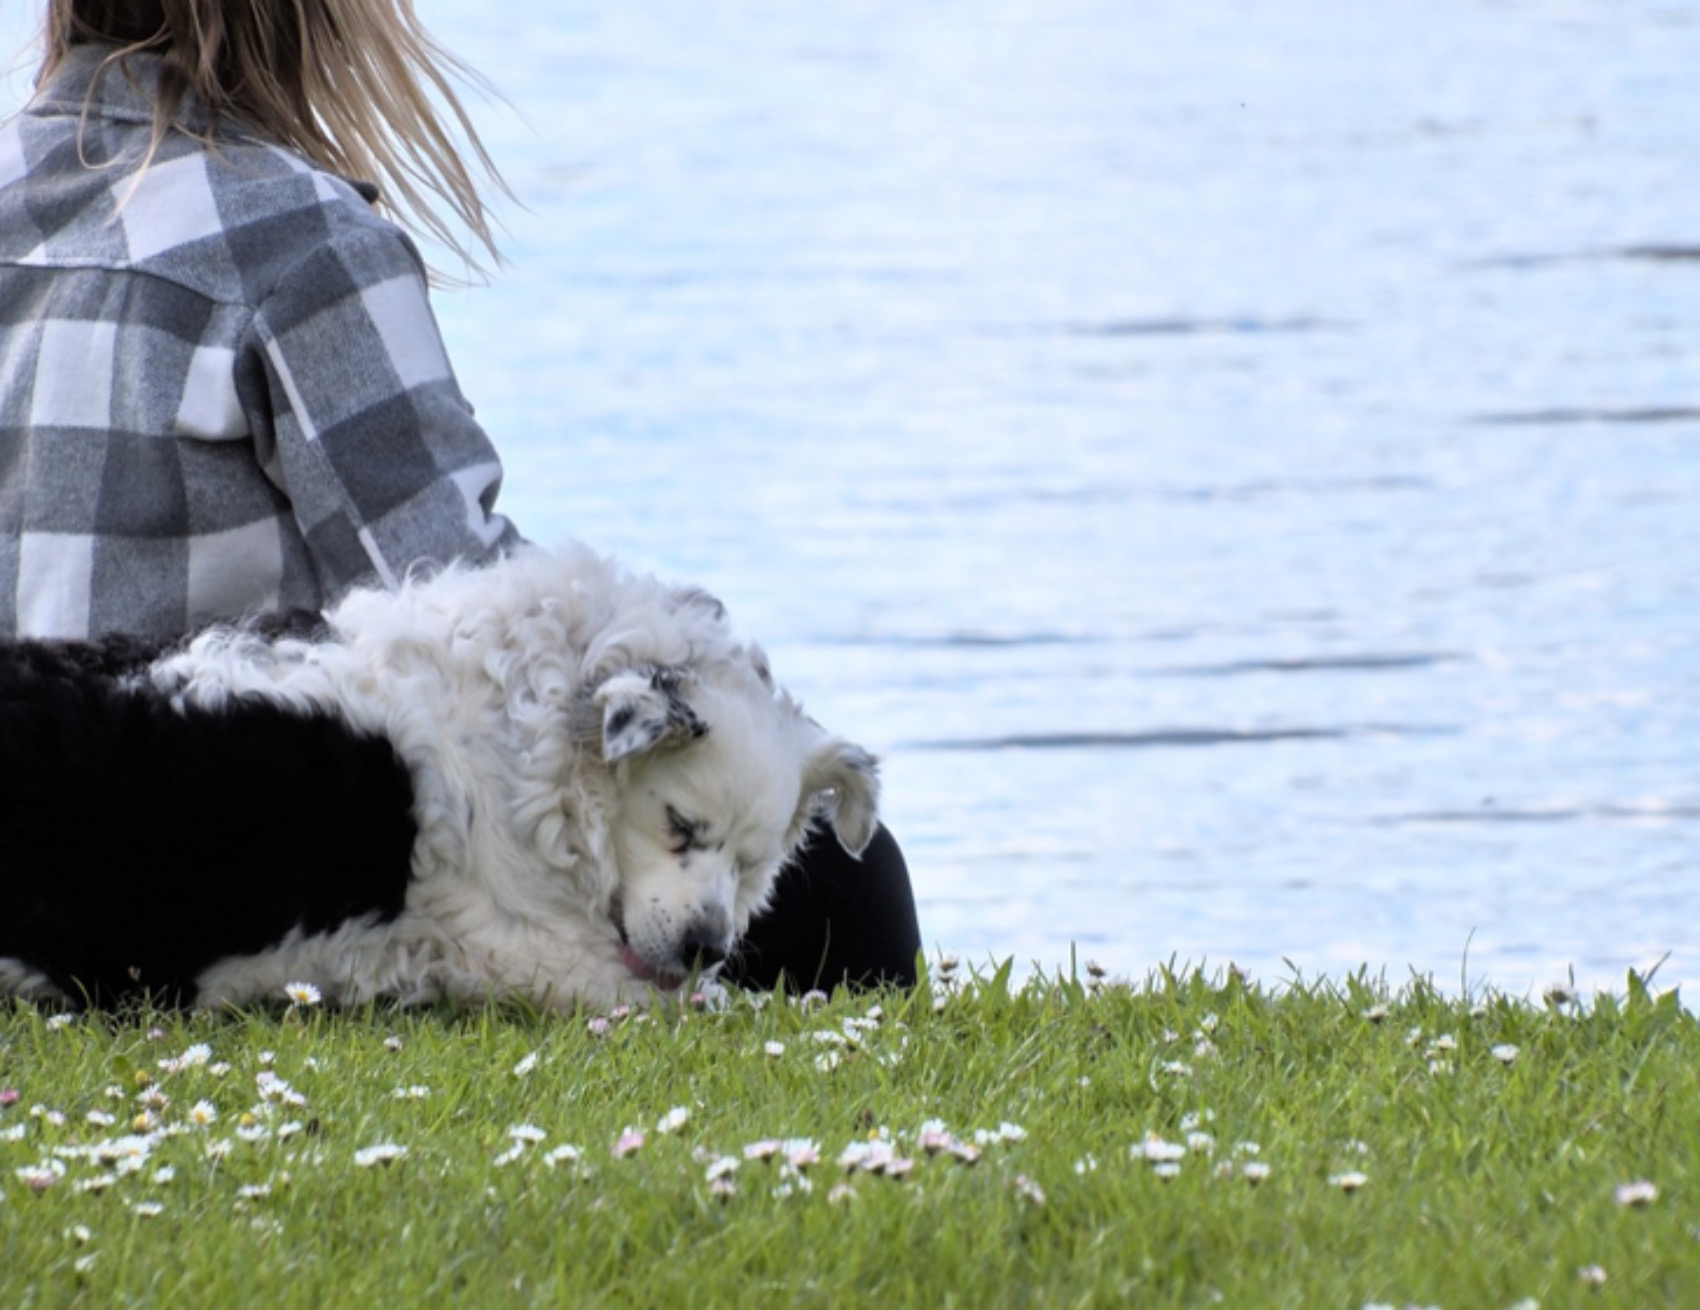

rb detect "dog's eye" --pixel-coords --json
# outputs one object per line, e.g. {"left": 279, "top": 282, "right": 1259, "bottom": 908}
{"left": 665, "top": 806, "right": 705, "bottom": 854}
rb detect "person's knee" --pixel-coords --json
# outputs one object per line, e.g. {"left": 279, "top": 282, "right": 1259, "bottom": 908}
{"left": 727, "top": 822, "right": 921, "bottom": 992}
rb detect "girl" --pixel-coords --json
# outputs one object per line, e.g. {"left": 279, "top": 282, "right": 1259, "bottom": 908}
{"left": 0, "top": 0, "right": 921, "bottom": 991}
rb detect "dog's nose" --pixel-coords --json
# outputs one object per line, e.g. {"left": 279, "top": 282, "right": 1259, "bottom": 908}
{"left": 681, "top": 922, "right": 730, "bottom": 972}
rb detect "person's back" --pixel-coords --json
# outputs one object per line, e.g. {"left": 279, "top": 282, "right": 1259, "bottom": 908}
{"left": 0, "top": 9, "right": 517, "bottom": 639}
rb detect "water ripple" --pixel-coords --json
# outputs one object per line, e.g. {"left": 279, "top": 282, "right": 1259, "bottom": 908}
{"left": 1151, "top": 652, "right": 1467, "bottom": 677}
{"left": 1473, "top": 407, "right": 1700, "bottom": 426}
{"left": 911, "top": 724, "right": 1455, "bottom": 751}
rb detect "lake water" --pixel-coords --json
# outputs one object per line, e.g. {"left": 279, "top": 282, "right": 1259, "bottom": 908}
{"left": 4, "top": 2, "right": 1696, "bottom": 1000}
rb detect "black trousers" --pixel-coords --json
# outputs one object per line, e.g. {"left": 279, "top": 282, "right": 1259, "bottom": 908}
{"left": 722, "top": 823, "right": 921, "bottom": 992}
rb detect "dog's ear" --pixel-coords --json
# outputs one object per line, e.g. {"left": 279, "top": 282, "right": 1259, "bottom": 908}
{"left": 792, "top": 739, "right": 880, "bottom": 857}
{"left": 592, "top": 666, "right": 708, "bottom": 763}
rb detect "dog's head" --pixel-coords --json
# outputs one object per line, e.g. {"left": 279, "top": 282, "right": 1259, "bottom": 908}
{"left": 588, "top": 660, "right": 878, "bottom": 992}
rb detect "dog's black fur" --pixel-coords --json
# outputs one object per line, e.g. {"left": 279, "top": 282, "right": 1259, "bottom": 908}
{"left": 0, "top": 635, "right": 416, "bottom": 1006}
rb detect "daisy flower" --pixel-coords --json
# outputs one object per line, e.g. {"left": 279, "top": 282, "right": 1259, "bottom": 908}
{"left": 160, "top": 1043, "right": 213, "bottom": 1074}
{"left": 611, "top": 1129, "right": 645, "bottom": 1159}
{"left": 353, "top": 1143, "right": 408, "bottom": 1168}
{"left": 783, "top": 1140, "right": 820, "bottom": 1170}
{"left": 1130, "top": 1136, "right": 1185, "bottom": 1164}
{"left": 512, "top": 1052, "right": 540, "bottom": 1078}
{"left": 188, "top": 1100, "right": 218, "bottom": 1127}
{"left": 705, "top": 1156, "right": 740, "bottom": 1182}
{"left": 656, "top": 1107, "right": 690, "bottom": 1134}
{"left": 837, "top": 1140, "right": 895, "bottom": 1173}
{"left": 509, "top": 1124, "right": 547, "bottom": 1144}
{"left": 762, "top": 1041, "right": 785, "bottom": 1058}
{"left": 1491, "top": 1044, "right": 1520, "bottom": 1065}
{"left": 1328, "top": 1171, "right": 1369, "bottom": 1193}
{"left": 16, "top": 1162, "right": 64, "bottom": 1191}
{"left": 544, "top": 1144, "right": 583, "bottom": 1167}
{"left": 283, "top": 982, "right": 321, "bottom": 1007}
{"left": 1614, "top": 1180, "right": 1658, "bottom": 1208}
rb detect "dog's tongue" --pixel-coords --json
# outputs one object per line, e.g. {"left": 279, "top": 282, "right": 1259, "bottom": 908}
{"left": 620, "top": 944, "right": 685, "bottom": 991}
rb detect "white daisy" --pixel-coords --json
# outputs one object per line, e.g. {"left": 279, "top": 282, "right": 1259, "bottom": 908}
{"left": 705, "top": 1156, "right": 740, "bottom": 1182}
{"left": 353, "top": 1143, "right": 408, "bottom": 1168}
{"left": 1614, "top": 1180, "right": 1658, "bottom": 1208}
{"left": 283, "top": 982, "right": 321, "bottom": 1007}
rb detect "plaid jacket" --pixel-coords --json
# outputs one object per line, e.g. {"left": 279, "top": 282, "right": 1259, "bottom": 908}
{"left": 0, "top": 46, "right": 520, "bottom": 639}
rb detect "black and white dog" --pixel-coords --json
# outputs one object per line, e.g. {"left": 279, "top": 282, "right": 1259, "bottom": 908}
{"left": 0, "top": 544, "right": 878, "bottom": 1010}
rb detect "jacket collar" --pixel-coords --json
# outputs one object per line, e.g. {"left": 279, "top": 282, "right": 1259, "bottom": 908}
{"left": 30, "top": 44, "right": 220, "bottom": 135}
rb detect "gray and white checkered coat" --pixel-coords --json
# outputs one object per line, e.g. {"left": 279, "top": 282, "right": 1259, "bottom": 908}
{"left": 0, "top": 46, "right": 521, "bottom": 639}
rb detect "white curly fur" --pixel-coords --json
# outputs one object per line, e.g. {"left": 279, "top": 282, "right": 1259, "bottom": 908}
{"left": 151, "top": 543, "right": 879, "bottom": 1011}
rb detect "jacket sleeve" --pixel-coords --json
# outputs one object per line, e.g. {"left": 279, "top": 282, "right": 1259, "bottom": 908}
{"left": 244, "top": 222, "right": 522, "bottom": 598}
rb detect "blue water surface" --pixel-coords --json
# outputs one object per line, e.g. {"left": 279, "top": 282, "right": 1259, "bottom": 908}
{"left": 5, "top": 1, "right": 1696, "bottom": 997}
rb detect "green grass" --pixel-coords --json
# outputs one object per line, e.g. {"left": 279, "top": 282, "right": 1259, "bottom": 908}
{"left": 2, "top": 962, "right": 1697, "bottom": 1309}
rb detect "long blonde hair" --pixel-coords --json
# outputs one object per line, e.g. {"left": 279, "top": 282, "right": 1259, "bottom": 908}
{"left": 40, "top": 0, "right": 506, "bottom": 276}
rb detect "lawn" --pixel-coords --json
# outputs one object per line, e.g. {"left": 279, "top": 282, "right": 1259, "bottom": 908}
{"left": 2, "top": 961, "right": 1696, "bottom": 1308}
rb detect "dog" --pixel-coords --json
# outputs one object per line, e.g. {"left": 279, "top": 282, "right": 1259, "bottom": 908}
{"left": 0, "top": 543, "right": 879, "bottom": 1011}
